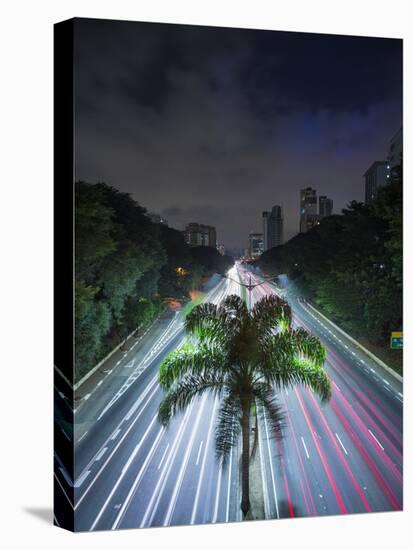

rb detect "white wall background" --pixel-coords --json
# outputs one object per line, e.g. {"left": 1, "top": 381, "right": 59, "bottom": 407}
{"left": 0, "top": 1, "right": 411, "bottom": 548}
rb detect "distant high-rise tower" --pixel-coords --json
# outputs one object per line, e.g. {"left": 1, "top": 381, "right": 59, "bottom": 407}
{"left": 262, "top": 205, "right": 283, "bottom": 250}
{"left": 388, "top": 127, "right": 402, "bottom": 184}
{"left": 249, "top": 233, "right": 264, "bottom": 258}
{"left": 300, "top": 187, "right": 319, "bottom": 233}
{"left": 262, "top": 211, "right": 269, "bottom": 250}
{"left": 364, "top": 161, "right": 390, "bottom": 205}
{"left": 319, "top": 196, "right": 333, "bottom": 219}
{"left": 184, "top": 223, "right": 217, "bottom": 248}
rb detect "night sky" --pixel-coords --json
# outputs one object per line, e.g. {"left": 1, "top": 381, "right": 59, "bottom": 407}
{"left": 74, "top": 18, "right": 402, "bottom": 249}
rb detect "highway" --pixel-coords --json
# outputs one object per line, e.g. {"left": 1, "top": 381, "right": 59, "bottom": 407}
{"left": 240, "top": 265, "right": 402, "bottom": 519}
{"left": 55, "top": 271, "right": 244, "bottom": 530}
{"left": 54, "top": 263, "right": 403, "bottom": 530}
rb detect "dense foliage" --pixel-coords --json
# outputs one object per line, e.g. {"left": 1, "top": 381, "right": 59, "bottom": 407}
{"left": 258, "top": 170, "right": 402, "bottom": 346}
{"left": 75, "top": 181, "right": 233, "bottom": 382}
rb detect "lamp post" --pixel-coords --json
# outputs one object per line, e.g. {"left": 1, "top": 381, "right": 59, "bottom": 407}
{"left": 223, "top": 268, "right": 278, "bottom": 312}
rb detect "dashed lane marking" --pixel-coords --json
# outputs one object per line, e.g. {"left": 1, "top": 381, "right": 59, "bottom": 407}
{"left": 368, "top": 429, "right": 384, "bottom": 451}
{"left": 335, "top": 433, "right": 348, "bottom": 455}
{"left": 95, "top": 447, "right": 108, "bottom": 461}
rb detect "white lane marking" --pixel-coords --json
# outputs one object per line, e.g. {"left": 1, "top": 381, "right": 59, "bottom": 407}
{"left": 301, "top": 436, "right": 310, "bottom": 459}
{"left": 335, "top": 433, "right": 348, "bottom": 455}
{"left": 76, "top": 383, "right": 159, "bottom": 511}
{"left": 90, "top": 414, "right": 160, "bottom": 530}
{"left": 396, "top": 396, "right": 403, "bottom": 402}
{"left": 368, "top": 429, "right": 384, "bottom": 451}
{"left": 83, "top": 393, "right": 91, "bottom": 401}
{"left": 398, "top": 392, "right": 403, "bottom": 398}
{"left": 59, "top": 467, "right": 73, "bottom": 487}
{"left": 382, "top": 379, "right": 390, "bottom": 386}
{"left": 158, "top": 443, "right": 170, "bottom": 470}
{"left": 383, "top": 385, "right": 391, "bottom": 392}
{"left": 351, "top": 351, "right": 356, "bottom": 356}
{"left": 212, "top": 460, "right": 223, "bottom": 523}
{"left": 369, "top": 367, "right": 376, "bottom": 373}
{"left": 141, "top": 402, "right": 197, "bottom": 528}
{"left": 332, "top": 381, "right": 341, "bottom": 393}
{"left": 195, "top": 440, "right": 204, "bottom": 466}
{"left": 360, "top": 359, "right": 365, "bottom": 364}
{"left": 258, "top": 407, "right": 270, "bottom": 519}
{"left": 61, "top": 428, "right": 71, "bottom": 441}
{"left": 54, "top": 472, "right": 73, "bottom": 508}
{"left": 74, "top": 469, "right": 91, "bottom": 488}
{"left": 123, "top": 375, "right": 158, "bottom": 421}
{"left": 97, "top": 380, "right": 103, "bottom": 386}
{"left": 110, "top": 429, "right": 121, "bottom": 441}
{"left": 111, "top": 425, "right": 165, "bottom": 530}
{"left": 263, "top": 409, "right": 280, "bottom": 518}
{"left": 97, "top": 326, "right": 185, "bottom": 420}
{"left": 163, "top": 397, "right": 209, "bottom": 527}
{"left": 94, "top": 447, "right": 108, "bottom": 462}
{"left": 344, "top": 345, "right": 349, "bottom": 349}
{"left": 77, "top": 430, "right": 88, "bottom": 443}
{"left": 77, "top": 374, "right": 158, "bottom": 483}
{"left": 225, "top": 445, "right": 233, "bottom": 522}
{"left": 190, "top": 397, "right": 220, "bottom": 525}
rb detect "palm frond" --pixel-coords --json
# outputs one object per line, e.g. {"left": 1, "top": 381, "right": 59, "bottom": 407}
{"left": 159, "top": 341, "right": 227, "bottom": 389}
{"left": 252, "top": 294, "right": 292, "bottom": 338}
{"left": 290, "top": 327, "right": 326, "bottom": 368}
{"left": 185, "top": 302, "right": 224, "bottom": 339}
{"left": 158, "top": 372, "right": 226, "bottom": 426}
{"left": 252, "top": 382, "right": 284, "bottom": 436}
{"left": 215, "top": 392, "right": 242, "bottom": 464}
{"left": 222, "top": 294, "right": 249, "bottom": 320}
{"left": 260, "top": 352, "right": 331, "bottom": 402}
{"left": 185, "top": 301, "right": 237, "bottom": 345}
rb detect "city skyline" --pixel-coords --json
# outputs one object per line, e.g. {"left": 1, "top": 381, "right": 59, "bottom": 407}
{"left": 54, "top": 17, "right": 403, "bottom": 533}
{"left": 74, "top": 19, "right": 402, "bottom": 248}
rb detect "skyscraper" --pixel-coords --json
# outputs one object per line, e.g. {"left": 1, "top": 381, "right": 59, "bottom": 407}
{"left": 184, "top": 223, "right": 217, "bottom": 248}
{"left": 319, "top": 196, "right": 333, "bottom": 218}
{"left": 364, "top": 161, "right": 390, "bottom": 205}
{"left": 388, "top": 127, "right": 402, "bottom": 184}
{"left": 262, "top": 211, "right": 269, "bottom": 250}
{"left": 249, "top": 232, "right": 264, "bottom": 258}
{"left": 262, "top": 205, "right": 283, "bottom": 250}
{"left": 300, "top": 187, "right": 319, "bottom": 233}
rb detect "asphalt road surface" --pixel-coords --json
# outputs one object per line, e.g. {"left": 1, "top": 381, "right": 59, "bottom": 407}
{"left": 240, "top": 265, "right": 402, "bottom": 519}
{"left": 54, "top": 264, "right": 402, "bottom": 530}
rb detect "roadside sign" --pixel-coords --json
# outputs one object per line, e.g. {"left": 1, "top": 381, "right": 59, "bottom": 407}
{"left": 390, "top": 331, "right": 403, "bottom": 349}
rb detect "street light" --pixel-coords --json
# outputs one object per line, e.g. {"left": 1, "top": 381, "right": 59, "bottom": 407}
{"left": 223, "top": 269, "right": 279, "bottom": 312}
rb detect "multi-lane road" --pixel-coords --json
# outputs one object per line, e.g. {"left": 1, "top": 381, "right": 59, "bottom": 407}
{"left": 241, "top": 266, "right": 402, "bottom": 519}
{"left": 54, "top": 263, "right": 402, "bottom": 530}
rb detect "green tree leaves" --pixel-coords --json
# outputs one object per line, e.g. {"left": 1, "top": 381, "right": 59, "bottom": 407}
{"left": 158, "top": 293, "right": 331, "bottom": 514}
{"left": 258, "top": 178, "right": 402, "bottom": 346}
{"left": 75, "top": 181, "right": 234, "bottom": 383}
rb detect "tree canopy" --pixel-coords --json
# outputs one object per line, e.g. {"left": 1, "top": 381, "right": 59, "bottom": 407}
{"left": 258, "top": 174, "right": 402, "bottom": 346}
{"left": 75, "top": 181, "right": 233, "bottom": 382}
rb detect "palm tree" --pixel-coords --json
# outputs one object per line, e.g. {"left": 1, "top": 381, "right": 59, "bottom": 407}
{"left": 158, "top": 294, "right": 331, "bottom": 517}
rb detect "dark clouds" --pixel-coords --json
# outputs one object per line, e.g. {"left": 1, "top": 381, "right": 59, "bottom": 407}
{"left": 74, "top": 18, "right": 402, "bottom": 248}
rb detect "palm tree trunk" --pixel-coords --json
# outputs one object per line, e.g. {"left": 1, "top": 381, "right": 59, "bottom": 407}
{"left": 241, "top": 406, "right": 251, "bottom": 517}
